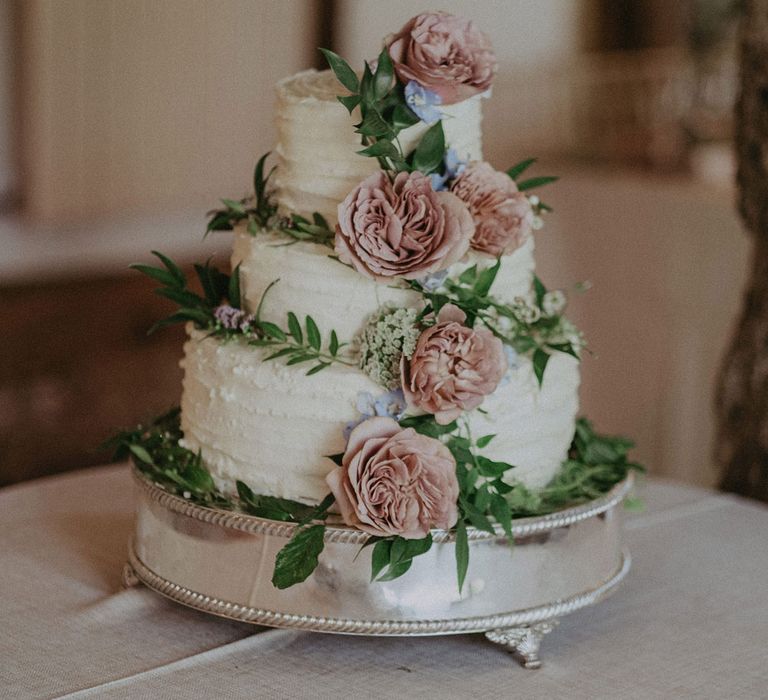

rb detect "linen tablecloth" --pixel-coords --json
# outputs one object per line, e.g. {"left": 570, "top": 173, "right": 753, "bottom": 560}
{"left": 2, "top": 464, "right": 766, "bottom": 699}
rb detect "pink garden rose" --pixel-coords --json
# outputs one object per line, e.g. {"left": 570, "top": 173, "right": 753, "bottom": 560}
{"left": 402, "top": 304, "right": 507, "bottom": 424}
{"left": 335, "top": 170, "right": 474, "bottom": 281}
{"left": 386, "top": 12, "right": 497, "bottom": 105}
{"left": 450, "top": 161, "right": 534, "bottom": 257}
{"left": 326, "top": 417, "right": 459, "bottom": 538}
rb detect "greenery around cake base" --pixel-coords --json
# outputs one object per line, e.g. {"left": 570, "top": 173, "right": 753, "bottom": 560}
{"left": 107, "top": 409, "right": 643, "bottom": 591}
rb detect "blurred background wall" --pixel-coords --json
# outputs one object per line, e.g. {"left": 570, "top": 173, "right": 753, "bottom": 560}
{"left": 0, "top": 0, "right": 745, "bottom": 489}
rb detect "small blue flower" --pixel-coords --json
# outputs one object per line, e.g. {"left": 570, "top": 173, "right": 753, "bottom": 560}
{"left": 417, "top": 269, "right": 449, "bottom": 291}
{"left": 504, "top": 345, "right": 520, "bottom": 370}
{"left": 344, "top": 389, "right": 407, "bottom": 441}
{"left": 405, "top": 81, "right": 443, "bottom": 125}
{"left": 430, "top": 148, "right": 468, "bottom": 191}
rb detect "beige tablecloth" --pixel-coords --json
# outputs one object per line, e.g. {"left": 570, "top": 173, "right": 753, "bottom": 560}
{"left": 1, "top": 465, "right": 766, "bottom": 699}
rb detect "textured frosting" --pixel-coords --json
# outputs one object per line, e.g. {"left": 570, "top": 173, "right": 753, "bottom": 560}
{"left": 180, "top": 326, "right": 580, "bottom": 503}
{"left": 232, "top": 227, "right": 536, "bottom": 341}
{"left": 274, "top": 69, "right": 484, "bottom": 223}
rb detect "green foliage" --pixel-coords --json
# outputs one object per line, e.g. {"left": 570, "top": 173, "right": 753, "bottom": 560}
{"left": 367, "top": 534, "right": 433, "bottom": 582}
{"left": 131, "top": 254, "right": 353, "bottom": 375}
{"left": 321, "top": 46, "right": 444, "bottom": 176}
{"left": 506, "top": 157, "right": 557, "bottom": 213}
{"left": 206, "top": 152, "right": 277, "bottom": 234}
{"left": 271, "top": 525, "right": 326, "bottom": 589}
{"left": 410, "top": 264, "right": 581, "bottom": 386}
{"left": 250, "top": 307, "right": 353, "bottom": 375}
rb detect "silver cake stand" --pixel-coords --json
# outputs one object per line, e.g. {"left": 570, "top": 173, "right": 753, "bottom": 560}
{"left": 124, "top": 469, "right": 632, "bottom": 668}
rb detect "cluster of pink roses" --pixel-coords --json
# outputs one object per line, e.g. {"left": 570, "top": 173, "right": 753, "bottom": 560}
{"left": 326, "top": 13, "right": 523, "bottom": 538}
{"left": 327, "top": 303, "right": 507, "bottom": 538}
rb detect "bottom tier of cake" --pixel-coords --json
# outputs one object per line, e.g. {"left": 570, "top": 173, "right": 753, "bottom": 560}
{"left": 179, "top": 328, "right": 581, "bottom": 504}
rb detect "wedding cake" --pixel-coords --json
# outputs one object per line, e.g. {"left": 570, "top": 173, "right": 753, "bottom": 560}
{"left": 121, "top": 11, "right": 638, "bottom": 590}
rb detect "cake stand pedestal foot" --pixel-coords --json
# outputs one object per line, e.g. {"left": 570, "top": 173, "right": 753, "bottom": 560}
{"left": 122, "top": 562, "right": 140, "bottom": 589}
{"left": 484, "top": 620, "right": 559, "bottom": 669}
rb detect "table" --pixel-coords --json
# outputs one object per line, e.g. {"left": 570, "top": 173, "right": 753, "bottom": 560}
{"left": 2, "top": 465, "right": 766, "bottom": 699}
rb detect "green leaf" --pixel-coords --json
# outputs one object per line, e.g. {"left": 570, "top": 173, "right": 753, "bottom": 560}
{"left": 305, "top": 316, "right": 321, "bottom": 350}
{"left": 228, "top": 263, "right": 242, "bottom": 309}
{"left": 373, "top": 47, "right": 394, "bottom": 99}
{"left": 287, "top": 312, "right": 302, "bottom": 343}
{"left": 263, "top": 347, "right": 296, "bottom": 361}
{"left": 255, "top": 278, "right": 280, "bottom": 321}
{"left": 306, "top": 362, "right": 330, "bottom": 376}
{"left": 458, "top": 264, "right": 478, "bottom": 285}
{"left": 357, "top": 108, "right": 393, "bottom": 139}
{"left": 329, "top": 330, "right": 339, "bottom": 356}
{"left": 506, "top": 157, "right": 536, "bottom": 181}
{"left": 221, "top": 198, "right": 245, "bottom": 214}
{"left": 271, "top": 524, "right": 326, "bottom": 589}
{"left": 337, "top": 94, "right": 361, "bottom": 113}
{"left": 286, "top": 353, "right": 314, "bottom": 366}
{"left": 517, "top": 175, "right": 559, "bottom": 191}
{"left": 258, "top": 322, "right": 286, "bottom": 341}
{"left": 532, "top": 348, "right": 550, "bottom": 387}
{"left": 476, "top": 434, "right": 496, "bottom": 449}
{"left": 183, "top": 461, "right": 216, "bottom": 492}
{"left": 154, "top": 287, "right": 204, "bottom": 308}
{"left": 130, "top": 264, "right": 178, "bottom": 287}
{"left": 129, "top": 444, "right": 154, "bottom": 465}
{"left": 357, "top": 140, "right": 399, "bottom": 159}
{"left": 455, "top": 519, "right": 469, "bottom": 593}
{"left": 312, "top": 212, "right": 329, "bottom": 229}
{"left": 253, "top": 151, "right": 271, "bottom": 202}
{"left": 151, "top": 250, "right": 185, "bottom": 286}
{"left": 389, "top": 534, "right": 432, "bottom": 565}
{"left": 371, "top": 539, "right": 392, "bottom": 581}
{"left": 461, "top": 499, "right": 496, "bottom": 533}
{"left": 412, "top": 120, "right": 445, "bottom": 175}
{"left": 391, "top": 102, "right": 419, "bottom": 131}
{"left": 490, "top": 494, "right": 514, "bottom": 542}
{"left": 319, "top": 48, "right": 359, "bottom": 93}
{"left": 377, "top": 559, "right": 412, "bottom": 582}
{"left": 547, "top": 342, "right": 580, "bottom": 359}
{"left": 533, "top": 275, "right": 547, "bottom": 307}
{"left": 476, "top": 456, "right": 513, "bottom": 478}
{"left": 475, "top": 259, "right": 501, "bottom": 296}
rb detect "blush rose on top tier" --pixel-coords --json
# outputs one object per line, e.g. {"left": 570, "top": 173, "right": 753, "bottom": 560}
{"left": 402, "top": 304, "right": 507, "bottom": 424}
{"left": 335, "top": 170, "right": 474, "bottom": 282}
{"left": 386, "top": 11, "right": 497, "bottom": 105}
{"left": 326, "top": 417, "right": 459, "bottom": 539}
{"left": 450, "top": 161, "right": 534, "bottom": 257}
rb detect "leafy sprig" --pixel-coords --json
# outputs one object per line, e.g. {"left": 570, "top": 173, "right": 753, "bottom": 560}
{"left": 206, "top": 153, "right": 278, "bottom": 235}
{"left": 106, "top": 409, "right": 337, "bottom": 590}
{"left": 410, "top": 263, "right": 581, "bottom": 386}
{"left": 321, "top": 47, "right": 446, "bottom": 177}
{"left": 131, "top": 254, "right": 354, "bottom": 374}
{"left": 506, "top": 157, "right": 558, "bottom": 214}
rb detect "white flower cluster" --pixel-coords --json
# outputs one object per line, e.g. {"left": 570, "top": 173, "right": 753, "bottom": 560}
{"left": 358, "top": 306, "right": 421, "bottom": 389}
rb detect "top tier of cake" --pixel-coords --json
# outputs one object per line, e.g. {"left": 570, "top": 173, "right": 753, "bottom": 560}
{"left": 273, "top": 69, "right": 484, "bottom": 224}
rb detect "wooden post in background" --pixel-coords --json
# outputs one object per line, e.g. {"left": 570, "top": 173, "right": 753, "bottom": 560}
{"left": 716, "top": 0, "right": 768, "bottom": 501}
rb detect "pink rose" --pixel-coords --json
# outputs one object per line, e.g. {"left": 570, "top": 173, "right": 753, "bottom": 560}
{"left": 387, "top": 12, "right": 497, "bottom": 105}
{"left": 335, "top": 170, "right": 473, "bottom": 281}
{"left": 326, "top": 417, "right": 459, "bottom": 538}
{"left": 450, "top": 161, "right": 534, "bottom": 257}
{"left": 402, "top": 304, "right": 507, "bottom": 424}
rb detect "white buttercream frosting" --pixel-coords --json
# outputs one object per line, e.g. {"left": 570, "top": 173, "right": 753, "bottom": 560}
{"left": 232, "top": 227, "right": 536, "bottom": 341}
{"left": 180, "top": 326, "right": 580, "bottom": 503}
{"left": 274, "top": 69, "right": 484, "bottom": 223}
